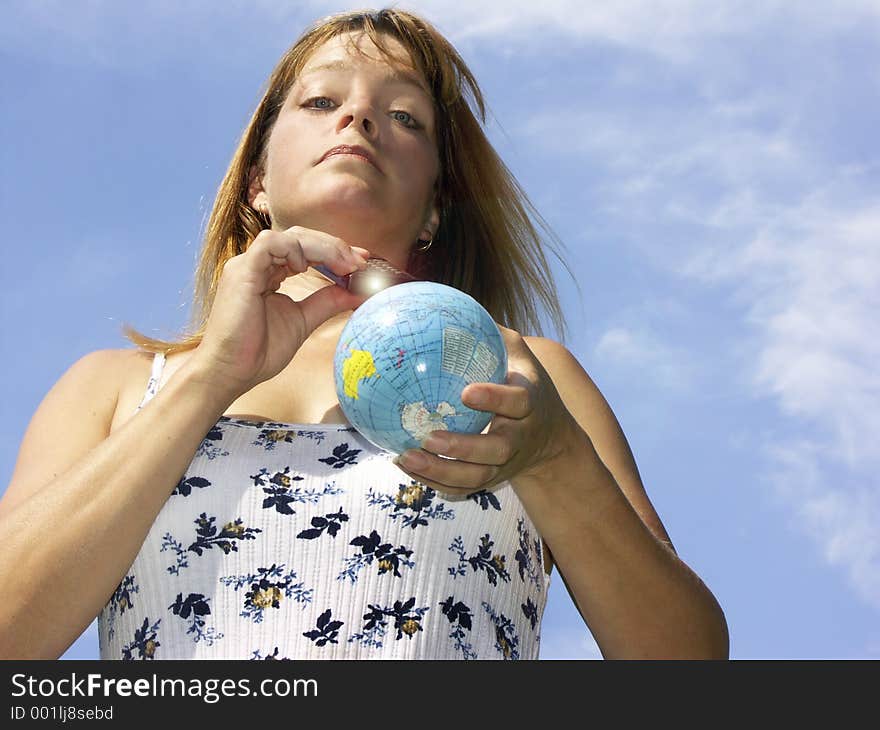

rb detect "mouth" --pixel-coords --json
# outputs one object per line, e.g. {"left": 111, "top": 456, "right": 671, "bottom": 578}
{"left": 320, "top": 145, "right": 380, "bottom": 171}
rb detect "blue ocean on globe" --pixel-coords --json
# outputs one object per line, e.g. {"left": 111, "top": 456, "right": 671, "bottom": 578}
{"left": 334, "top": 281, "right": 508, "bottom": 455}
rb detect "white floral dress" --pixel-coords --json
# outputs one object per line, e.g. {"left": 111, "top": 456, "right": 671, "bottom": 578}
{"left": 97, "top": 352, "right": 552, "bottom": 660}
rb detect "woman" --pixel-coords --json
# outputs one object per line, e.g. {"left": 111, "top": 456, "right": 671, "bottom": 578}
{"left": 0, "top": 9, "right": 728, "bottom": 659}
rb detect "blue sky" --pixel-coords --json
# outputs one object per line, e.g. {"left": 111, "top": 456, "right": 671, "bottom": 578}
{"left": 2, "top": 1, "right": 878, "bottom": 659}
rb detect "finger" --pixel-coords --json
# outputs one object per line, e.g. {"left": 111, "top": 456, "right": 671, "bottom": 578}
{"left": 462, "top": 382, "right": 532, "bottom": 419}
{"left": 247, "top": 228, "right": 369, "bottom": 281}
{"left": 245, "top": 229, "right": 307, "bottom": 274}
{"left": 283, "top": 226, "right": 370, "bottom": 276}
{"left": 393, "top": 449, "right": 499, "bottom": 492}
{"left": 419, "top": 428, "right": 513, "bottom": 467}
{"left": 295, "top": 282, "right": 369, "bottom": 334}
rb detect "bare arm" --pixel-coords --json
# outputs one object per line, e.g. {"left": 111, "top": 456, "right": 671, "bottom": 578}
{"left": 0, "top": 350, "right": 234, "bottom": 658}
{"left": 0, "top": 225, "right": 372, "bottom": 659}
{"left": 514, "top": 338, "right": 728, "bottom": 658}
{"left": 394, "top": 332, "right": 728, "bottom": 658}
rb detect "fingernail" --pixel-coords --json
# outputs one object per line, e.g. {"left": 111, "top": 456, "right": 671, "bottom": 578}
{"left": 464, "top": 387, "right": 484, "bottom": 407}
{"left": 421, "top": 434, "right": 447, "bottom": 452}
{"left": 395, "top": 451, "right": 426, "bottom": 470}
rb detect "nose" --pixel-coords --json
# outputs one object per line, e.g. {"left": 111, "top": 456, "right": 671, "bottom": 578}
{"left": 336, "top": 97, "right": 378, "bottom": 138}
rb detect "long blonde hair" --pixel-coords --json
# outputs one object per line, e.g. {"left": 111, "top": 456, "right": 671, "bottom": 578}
{"left": 123, "top": 7, "right": 578, "bottom": 354}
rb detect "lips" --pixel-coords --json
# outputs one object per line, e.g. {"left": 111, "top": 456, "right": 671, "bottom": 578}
{"left": 320, "top": 144, "right": 380, "bottom": 171}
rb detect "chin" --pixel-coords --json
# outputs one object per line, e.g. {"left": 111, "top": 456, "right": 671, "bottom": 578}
{"left": 290, "top": 207, "right": 394, "bottom": 244}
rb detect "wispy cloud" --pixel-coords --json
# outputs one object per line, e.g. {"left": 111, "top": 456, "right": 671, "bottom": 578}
{"left": 594, "top": 327, "right": 699, "bottom": 393}
{"left": 505, "top": 1, "right": 880, "bottom": 611}
{"left": 408, "top": 0, "right": 880, "bottom": 64}
{"left": 696, "top": 178, "right": 880, "bottom": 607}
{"left": 568, "top": 170, "right": 880, "bottom": 606}
{"left": 684, "top": 173, "right": 880, "bottom": 463}
{"left": 9, "top": 1, "right": 880, "bottom": 68}
{"left": 763, "top": 436, "right": 880, "bottom": 610}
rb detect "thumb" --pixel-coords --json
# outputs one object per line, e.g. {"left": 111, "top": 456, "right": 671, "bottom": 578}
{"left": 296, "top": 284, "right": 369, "bottom": 335}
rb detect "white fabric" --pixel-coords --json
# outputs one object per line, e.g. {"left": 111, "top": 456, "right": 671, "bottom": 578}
{"left": 97, "top": 352, "right": 551, "bottom": 659}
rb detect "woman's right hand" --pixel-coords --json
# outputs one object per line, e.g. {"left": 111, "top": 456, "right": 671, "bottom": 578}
{"left": 189, "top": 226, "right": 371, "bottom": 399}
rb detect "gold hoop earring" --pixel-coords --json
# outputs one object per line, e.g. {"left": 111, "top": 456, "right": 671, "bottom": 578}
{"left": 414, "top": 235, "right": 433, "bottom": 253}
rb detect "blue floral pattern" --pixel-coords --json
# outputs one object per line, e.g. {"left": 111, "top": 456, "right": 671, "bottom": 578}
{"left": 97, "top": 352, "right": 551, "bottom": 659}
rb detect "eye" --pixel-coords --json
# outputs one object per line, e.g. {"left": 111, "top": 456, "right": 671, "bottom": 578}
{"left": 303, "top": 96, "right": 420, "bottom": 129}
{"left": 304, "top": 96, "right": 334, "bottom": 110}
{"left": 391, "top": 110, "right": 420, "bottom": 129}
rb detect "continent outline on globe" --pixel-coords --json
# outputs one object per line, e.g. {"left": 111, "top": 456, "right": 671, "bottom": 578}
{"left": 333, "top": 282, "right": 508, "bottom": 455}
{"left": 340, "top": 348, "right": 379, "bottom": 399}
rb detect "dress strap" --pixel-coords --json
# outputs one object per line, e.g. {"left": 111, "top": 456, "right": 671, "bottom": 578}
{"left": 136, "top": 351, "right": 167, "bottom": 411}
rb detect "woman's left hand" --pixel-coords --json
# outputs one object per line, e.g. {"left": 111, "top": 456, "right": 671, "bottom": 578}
{"left": 392, "top": 326, "right": 579, "bottom": 494}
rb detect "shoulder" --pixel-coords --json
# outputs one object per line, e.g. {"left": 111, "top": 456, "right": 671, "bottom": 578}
{"left": 521, "top": 335, "right": 600, "bottom": 398}
{"left": 73, "top": 347, "right": 152, "bottom": 407}
{"left": 107, "top": 348, "right": 171, "bottom": 428}
{"left": 522, "top": 335, "right": 579, "bottom": 369}
{"left": 521, "top": 335, "right": 610, "bottom": 424}
{"left": 22, "top": 348, "right": 142, "bottom": 412}
{"left": 64, "top": 348, "right": 145, "bottom": 385}
{"left": 18, "top": 347, "right": 139, "bottom": 452}
{"left": 74, "top": 348, "right": 156, "bottom": 432}
{"left": 521, "top": 335, "right": 608, "bottom": 421}
{"left": 520, "top": 335, "right": 609, "bottom": 439}
{"left": 82, "top": 347, "right": 154, "bottom": 383}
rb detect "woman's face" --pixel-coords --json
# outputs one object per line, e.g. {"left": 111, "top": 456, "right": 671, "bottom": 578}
{"left": 251, "top": 31, "right": 440, "bottom": 266}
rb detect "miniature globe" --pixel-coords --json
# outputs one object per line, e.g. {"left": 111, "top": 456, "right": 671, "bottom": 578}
{"left": 333, "top": 281, "right": 508, "bottom": 455}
